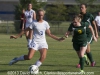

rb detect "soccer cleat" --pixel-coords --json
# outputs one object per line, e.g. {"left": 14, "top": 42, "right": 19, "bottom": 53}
{"left": 80, "top": 70, "right": 85, "bottom": 74}
{"left": 9, "top": 57, "right": 18, "bottom": 65}
{"left": 76, "top": 64, "right": 80, "bottom": 68}
{"left": 91, "top": 61, "right": 96, "bottom": 67}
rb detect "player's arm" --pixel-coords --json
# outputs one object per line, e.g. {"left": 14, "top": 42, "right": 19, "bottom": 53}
{"left": 33, "top": 12, "right": 36, "bottom": 21}
{"left": 92, "top": 20, "right": 98, "bottom": 38}
{"left": 46, "top": 29, "right": 65, "bottom": 41}
{"left": 94, "top": 16, "right": 99, "bottom": 32}
{"left": 91, "top": 14, "right": 98, "bottom": 38}
{"left": 65, "top": 23, "right": 72, "bottom": 38}
{"left": 95, "top": 20, "right": 99, "bottom": 32}
{"left": 88, "top": 25, "right": 97, "bottom": 42}
{"left": 22, "top": 14, "right": 25, "bottom": 30}
{"left": 10, "top": 27, "right": 30, "bottom": 39}
{"left": 65, "top": 31, "right": 71, "bottom": 38}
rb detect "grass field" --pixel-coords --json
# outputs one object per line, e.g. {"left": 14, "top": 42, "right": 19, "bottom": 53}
{"left": 0, "top": 34, "right": 100, "bottom": 75}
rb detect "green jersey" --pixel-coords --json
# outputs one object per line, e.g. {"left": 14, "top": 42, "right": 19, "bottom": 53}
{"left": 68, "top": 22, "right": 89, "bottom": 43}
{"left": 82, "top": 12, "right": 94, "bottom": 26}
{"left": 81, "top": 12, "right": 95, "bottom": 36}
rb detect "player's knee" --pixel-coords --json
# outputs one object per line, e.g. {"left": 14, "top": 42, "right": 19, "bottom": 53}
{"left": 86, "top": 49, "right": 90, "bottom": 53}
{"left": 41, "top": 55, "right": 46, "bottom": 60}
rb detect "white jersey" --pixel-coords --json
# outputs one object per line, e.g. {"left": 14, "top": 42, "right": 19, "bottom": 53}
{"left": 95, "top": 16, "right": 100, "bottom": 26}
{"left": 29, "top": 20, "right": 50, "bottom": 43}
{"left": 24, "top": 9, "right": 35, "bottom": 28}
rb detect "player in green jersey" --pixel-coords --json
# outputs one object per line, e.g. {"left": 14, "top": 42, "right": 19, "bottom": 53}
{"left": 65, "top": 15, "right": 97, "bottom": 72}
{"left": 76, "top": 4, "right": 98, "bottom": 68}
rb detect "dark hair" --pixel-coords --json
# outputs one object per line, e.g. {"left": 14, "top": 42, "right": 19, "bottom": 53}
{"left": 80, "top": 3, "right": 87, "bottom": 8}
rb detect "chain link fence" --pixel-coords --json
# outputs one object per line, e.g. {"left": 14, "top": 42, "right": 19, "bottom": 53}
{"left": 0, "top": 20, "right": 70, "bottom": 35}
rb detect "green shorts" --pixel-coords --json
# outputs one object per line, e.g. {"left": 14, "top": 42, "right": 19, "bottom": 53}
{"left": 73, "top": 42, "right": 88, "bottom": 51}
{"left": 87, "top": 35, "right": 93, "bottom": 44}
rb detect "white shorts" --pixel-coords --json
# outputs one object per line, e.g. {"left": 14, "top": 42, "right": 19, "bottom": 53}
{"left": 28, "top": 41, "right": 48, "bottom": 51}
{"left": 25, "top": 23, "right": 31, "bottom": 29}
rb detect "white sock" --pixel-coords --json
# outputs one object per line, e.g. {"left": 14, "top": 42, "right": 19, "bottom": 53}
{"left": 28, "top": 39, "right": 32, "bottom": 43}
{"left": 17, "top": 55, "right": 25, "bottom": 61}
{"left": 35, "top": 60, "right": 42, "bottom": 67}
{"left": 28, "top": 39, "right": 32, "bottom": 45}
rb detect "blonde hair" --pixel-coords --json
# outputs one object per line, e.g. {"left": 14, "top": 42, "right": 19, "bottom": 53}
{"left": 73, "top": 14, "right": 83, "bottom": 22}
{"left": 37, "top": 8, "right": 46, "bottom": 14}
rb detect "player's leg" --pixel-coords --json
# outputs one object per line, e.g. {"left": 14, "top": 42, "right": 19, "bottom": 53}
{"left": 24, "top": 48, "right": 36, "bottom": 60}
{"left": 25, "top": 30, "right": 29, "bottom": 40}
{"left": 20, "top": 21, "right": 23, "bottom": 38}
{"left": 73, "top": 42, "right": 81, "bottom": 68}
{"left": 79, "top": 46, "right": 87, "bottom": 72}
{"left": 9, "top": 48, "right": 36, "bottom": 65}
{"left": 76, "top": 51, "right": 81, "bottom": 68}
{"left": 35, "top": 48, "right": 47, "bottom": 67}
{"left": 86, "top": 37, "right": 96, "bottom": 66}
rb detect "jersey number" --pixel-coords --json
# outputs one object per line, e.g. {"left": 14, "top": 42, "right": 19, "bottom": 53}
{"left": 78, "top": 30, "right": 82, "bottom": 34}
{"left": 40, "top": 31, "right": 43, "bottom": 35}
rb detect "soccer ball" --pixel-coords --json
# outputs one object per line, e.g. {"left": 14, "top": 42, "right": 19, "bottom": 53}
{"left": 29, "top": 65, "right": 39, "bottom": 74}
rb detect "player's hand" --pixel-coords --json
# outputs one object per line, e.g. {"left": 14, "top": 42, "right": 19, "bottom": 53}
{"left": 58, "top": 37, "right": 65, "bottom": 41}
{"left": 95, "top": 34, "right": 99, "bottom": 39}
{"left": 10, "top": 35, "right": 17, "bottom": 39}
{"left": 65, "top": 33, "right": 68, "bottom": 38}
{"left": 93, "top": 36, "right": 97, "bottom": 42}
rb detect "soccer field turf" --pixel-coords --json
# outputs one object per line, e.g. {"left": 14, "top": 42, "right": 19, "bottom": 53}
{"left": 0, "top": 34, "right": 100, "bottom": 75}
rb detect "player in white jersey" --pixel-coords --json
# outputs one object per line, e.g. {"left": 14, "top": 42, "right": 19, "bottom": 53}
{"left": 95, "top": 12, "right": 100, "bottom": 32}
{"left": 24, "top": 3, "right": 36, "bottom": 41}
{"left": 9, "top": 9, "right": 65, "bottom": 68}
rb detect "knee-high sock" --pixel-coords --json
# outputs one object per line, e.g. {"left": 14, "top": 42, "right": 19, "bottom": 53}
{"left": 86, "top": 52, "right": 93, "bottom": 63}
{"left": 80, "top": 57, "right": 85, "bottom": 70}
{"left": 86, "top": 52, "right": 94, "bottom": 63}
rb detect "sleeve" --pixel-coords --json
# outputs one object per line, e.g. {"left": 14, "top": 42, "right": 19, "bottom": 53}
{"left": 29, "top": 22, "right": 35, "bottom": 29}
{"left": 95, "top": 16, "right": 98, "bottom": 21}
{"left": 90, "top": 14, "right": 95, "bottom": 22}
{"left": 68, "top": 23, "right": 73, "bottom": 32}
{"left": 45, "top": 21, "right": 50, "bottom": 30}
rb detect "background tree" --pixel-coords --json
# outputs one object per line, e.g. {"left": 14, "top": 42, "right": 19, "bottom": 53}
{"left": 46, "top": 0, "right": 67, "bottom": 21}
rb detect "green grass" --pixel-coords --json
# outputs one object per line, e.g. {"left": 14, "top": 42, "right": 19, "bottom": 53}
{"left": 0, "top": 34, "right": 100, "bottom": 75}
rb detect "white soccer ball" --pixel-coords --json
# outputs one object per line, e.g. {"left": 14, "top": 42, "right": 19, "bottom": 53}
{"left": 29, "top": 65, "right": 39, "bottom": 74}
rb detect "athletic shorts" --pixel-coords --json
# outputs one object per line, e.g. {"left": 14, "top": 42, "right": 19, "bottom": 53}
{"left": 25, "top": 23, "right": 31, "bottom": 29}
{"left": 87, "top": 35, "right": 93, "bottom": 44}
{"left": 73, "top": 42, "right": 88, "bottom": 51}
{"left": 28, "top": 41, "right": 48, "bottom": 51}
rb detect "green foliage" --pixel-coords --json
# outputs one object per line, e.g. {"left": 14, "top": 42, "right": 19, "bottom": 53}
{"left": 46, "top": 0, "right": 67, "bottom": 21}
{"left": 67, "top": 5, "right": 80, "bottom": 21}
